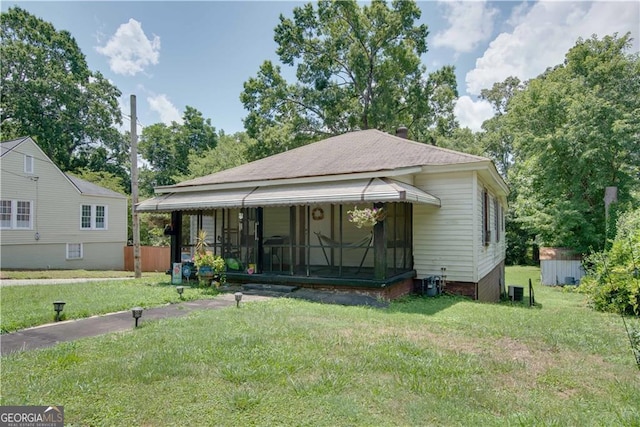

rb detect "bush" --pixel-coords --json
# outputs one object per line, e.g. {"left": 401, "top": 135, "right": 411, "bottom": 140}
{"left": 580, "top": 208, "right": 640, "bottom": 315}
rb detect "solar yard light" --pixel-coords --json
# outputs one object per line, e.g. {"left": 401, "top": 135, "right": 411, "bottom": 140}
{"left": 176, "top": 286, "right": 185, "bottom": 299}
{"left": 53, "top": 301, "right": 66, "bottom": 321}
{"left": 131, "top": 307, "right": 143, "bottom": 328}
{"left": 234, "top": 292, "right": 243, "bottom": 308}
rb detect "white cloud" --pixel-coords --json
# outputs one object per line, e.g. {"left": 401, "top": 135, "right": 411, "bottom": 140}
{"left": 433, "top": 0, "right": 498, "bottom": 53}
{"left": 454, "top": 96, "right": 494, "bottom": 131}
{"left": 96, "top": 19, "right": 160, "bottom": 76}
{"left": 147, "top": 94, "right": 182, "bottom": 125}
{"left": 465, "top": 1, "right": 640, "bottom": 95}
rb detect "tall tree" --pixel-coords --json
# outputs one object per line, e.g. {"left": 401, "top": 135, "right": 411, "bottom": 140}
{"left": 176, "top": 131, "right": 255, "bottom": 181}
{"left": 507, "top": 34, "right": 640, "bottom": 253}
{"left": 1, "top": 7, "right": 124, "bottom": 173}
{"left": 138, "top": 106, "right": 217, "bottom": 194}
{"left": 478, "top": 76, "right": 524, "bottom": 176}
{"left": 241, "top": 0, "right": 458, "bottom": 159}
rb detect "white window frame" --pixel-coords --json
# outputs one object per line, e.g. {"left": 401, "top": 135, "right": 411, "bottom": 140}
{"left": 0, "top": 200, "right": 12, "bottom": 229}
{"left": 80, "top": 204, "right": 108, "bottom": 230}
{"left": 24, "top": 154, "right": 34, "bottom": 174}
{"left": 0, "top": 199, "right": 33, "bottom": 229}
{"left": 66, "top": 243, "right": 83, "bottom": 260}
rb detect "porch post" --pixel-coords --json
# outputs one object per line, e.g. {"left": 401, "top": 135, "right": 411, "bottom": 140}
{"left": 374, "top": 202, "right": 387, "bottom": 280}
{"left": 170, "top": 211, "right": 182, "bottom": 264}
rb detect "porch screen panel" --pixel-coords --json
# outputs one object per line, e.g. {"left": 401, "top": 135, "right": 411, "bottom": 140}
{"left": 385, "top": 203, "right": 413, "bottom": 275}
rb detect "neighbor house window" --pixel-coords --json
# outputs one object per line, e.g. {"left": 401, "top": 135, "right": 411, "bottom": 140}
{"left": 66, "top": 243, "right": 83, "bottom": 259}
{"left": 0, "top": 200, "right": 32, "bottom": 229}
{"left": 81, "top": 204, "right": 107, "bottom": 230}
{"left": 0, "top": 200, "right": 12, "bottom": 228}
{"left": 81, "top": 205, "right": 92, "bottom": 229}
{"left": 24, "top": 155, "right": 34, "bottom": 174}
{"left": 95, "top": 205, "right": 106, "bottom": 229}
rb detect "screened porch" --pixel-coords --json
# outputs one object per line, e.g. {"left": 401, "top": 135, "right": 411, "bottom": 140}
{"left": 177, "top": 202, "right": 413, "bottom": 282}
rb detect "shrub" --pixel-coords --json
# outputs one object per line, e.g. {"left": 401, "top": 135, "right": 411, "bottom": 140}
{"left": 580, "top": 208, "right": 640, "bottom": 315}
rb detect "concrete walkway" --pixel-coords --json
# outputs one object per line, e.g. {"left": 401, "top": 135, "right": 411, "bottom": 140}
{"left": 0, "top": 294, "right": 270, "bottom": 356}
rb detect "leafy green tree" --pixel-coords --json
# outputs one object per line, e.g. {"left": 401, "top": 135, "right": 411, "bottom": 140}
{"left": 241, "top": 0, "right": 458, "bottom": 159}
{"left": 478, "top": 76, "right": 524, "bottom": 176}
{"left": 1, "top": 7, "right": 124, "bottom": 173}
{"left": 506, "top": 34, "right": 640, "bottom": 254}
{"left": 176, "top": 131, "right": 255, "bottom": 181}
{"left": 138, "top": 106, "right": 217, "bottom": 194}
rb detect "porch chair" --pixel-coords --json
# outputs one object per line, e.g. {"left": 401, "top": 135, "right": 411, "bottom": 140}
{"left": 313, "top": 231, "right": 373, "bottom": 272}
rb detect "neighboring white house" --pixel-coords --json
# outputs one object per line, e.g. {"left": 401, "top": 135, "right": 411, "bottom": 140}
{"left": 138, "top": 129, "right": 508, "bottom": 301}
{"left": 1, "top": 136, "right": 128, "bottom": 270}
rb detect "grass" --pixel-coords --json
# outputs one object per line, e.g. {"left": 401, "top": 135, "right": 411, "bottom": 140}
{"left": 1, "top": 266, "right": 639, "bottom": 426}
{"left": 0, "top": 269, "right": 166, "bottom": 280}
{"left": 0, "top": 276, "right": 216, "bottom": 333}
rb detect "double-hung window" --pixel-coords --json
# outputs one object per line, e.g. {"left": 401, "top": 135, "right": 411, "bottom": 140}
{"left": 81, "top": 204, "right": 108, "bottom": 230}
{"left": 0, "top": 199, "right": 32, "bottom": 229}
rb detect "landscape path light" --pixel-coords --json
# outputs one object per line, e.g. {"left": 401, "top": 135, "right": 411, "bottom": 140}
{"left": 176, "top": 286, "right": 185, "bottom": 299}
{"left": 234, "top": 292, "right": 243, "bottom": 308}
{"left": 132, "top": 307, "right": 143, "bottom": 328}
{"left": 53, "top": 301, "right": 66, "bottom": 321}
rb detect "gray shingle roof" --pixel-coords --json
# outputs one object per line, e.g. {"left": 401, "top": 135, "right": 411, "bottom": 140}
{"left": 174, "top": 129, "right": 488, "bottom": 188}
{"left": 0, "top": 136, "right": 30, "bottom": 157}
{"left": 66, "top": 174, "right": 126, "bottom": 198}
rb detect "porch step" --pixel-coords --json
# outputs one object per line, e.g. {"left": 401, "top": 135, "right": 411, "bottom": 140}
{"left": 242, "top": 283, "right": 299, "bottom": 293}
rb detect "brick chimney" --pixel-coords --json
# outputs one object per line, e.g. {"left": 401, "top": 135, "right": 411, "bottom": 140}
{"left": 396, "top": 126, "right": 408, "bottom": 139}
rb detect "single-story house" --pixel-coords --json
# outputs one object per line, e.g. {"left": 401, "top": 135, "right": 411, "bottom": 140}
{"left": 137, "top": 129, "right": 509, "bottom": 301}
{"left": 0, "top": 136, "right": 128, "bottom": 270}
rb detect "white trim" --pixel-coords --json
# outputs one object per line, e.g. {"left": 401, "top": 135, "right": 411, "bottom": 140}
{"left": 24, "top": 154, "right": 34, "bottom": 174}
{"left": 66, "top": 243, "right": 83, "bottom": 260}
{"left": 0, "top": 199, "right": 33, "bottom": 229}
{"left": 80, "top": 204, "right": 109, "bottom": 230}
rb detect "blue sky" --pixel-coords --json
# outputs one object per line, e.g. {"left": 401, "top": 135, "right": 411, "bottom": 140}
{"left": 3, "top": 1, "right": 639, "bottom": 134}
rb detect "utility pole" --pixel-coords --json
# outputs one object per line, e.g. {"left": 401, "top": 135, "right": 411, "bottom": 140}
{"left": 131, "top": 94, "right": 141, "bottom": 278}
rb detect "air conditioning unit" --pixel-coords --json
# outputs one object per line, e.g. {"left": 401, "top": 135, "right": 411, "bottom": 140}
{"left": 508, "top": 285, "right": 523, "bottom": 301}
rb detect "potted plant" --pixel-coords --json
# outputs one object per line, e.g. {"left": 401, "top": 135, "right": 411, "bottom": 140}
{"left": 194, "top": 230, "right": 226, "bottom": 286}
{"left": 347, "top": 206, "right": 385, "bottom": 228}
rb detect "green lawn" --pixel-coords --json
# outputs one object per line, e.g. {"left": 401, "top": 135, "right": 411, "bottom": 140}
{"left": 0, "top": 276, "right": 215, "bottom": 333}
{"left": 1, "top": 267, "right": 639, "bottom": 426}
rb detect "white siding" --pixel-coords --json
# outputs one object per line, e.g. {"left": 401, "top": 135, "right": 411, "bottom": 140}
{"left": 1, "top": 138, "right": 127, "bottom": 270}
{"left": 413, "top": 170, "right": 506, "bottom": 285}
{"left": 476, "top": 176, "right": 507, "bottom": 282}
{"left": 413, "top": 171, "right": 475, "bottom": 282}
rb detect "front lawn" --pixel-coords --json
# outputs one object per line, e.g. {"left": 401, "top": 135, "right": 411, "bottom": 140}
{"left": 0, "top": 277, "right": 214, "bottom": 333}
{"left": 1, "top": 266, "right": 639, "bottom": 425}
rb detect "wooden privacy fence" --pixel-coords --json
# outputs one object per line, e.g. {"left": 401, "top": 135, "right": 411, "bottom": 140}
{"left": 124, "top": 246, "right": 170, "bottom": 272}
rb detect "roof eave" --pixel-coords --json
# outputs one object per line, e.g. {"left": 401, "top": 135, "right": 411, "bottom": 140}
{"left": 154, "top": 166, "right": 424, "bottom": 194}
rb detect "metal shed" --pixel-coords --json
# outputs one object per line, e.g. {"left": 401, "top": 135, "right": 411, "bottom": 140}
{"left": 540, "top": 247, "right": 584, "bottom": 285}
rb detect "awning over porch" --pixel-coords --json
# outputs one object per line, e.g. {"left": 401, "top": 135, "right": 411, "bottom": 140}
{"left": 136, "top": 177, "right": 440, "bottom": 212}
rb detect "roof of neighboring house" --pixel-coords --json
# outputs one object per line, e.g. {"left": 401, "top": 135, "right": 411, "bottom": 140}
{"left": 1, "top": 136, "right": 126, "bottom": 199}
{"left": 171, "top": 129, "right": 490, "bottom": 189}
{"left": 65, "top": 174, "right": 127, "bottom": 199}
{"left": 0, "top": 136, "right": 30, "bottom": 157}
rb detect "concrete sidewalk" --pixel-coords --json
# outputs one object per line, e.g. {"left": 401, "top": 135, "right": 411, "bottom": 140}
{"left": 0, "top": 294, "right": 270, "bottom": 356}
